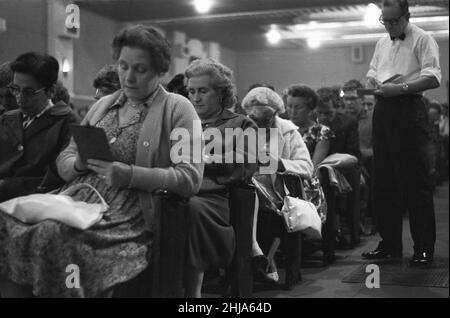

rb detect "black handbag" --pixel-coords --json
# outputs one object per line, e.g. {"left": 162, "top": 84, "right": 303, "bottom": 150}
{"left": 251, "top": 174, "right": 283, "bottom": 213}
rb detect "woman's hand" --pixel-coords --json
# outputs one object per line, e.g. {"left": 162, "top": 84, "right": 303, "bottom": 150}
{"left": 87, "top": 159, "right": 132, "bottom": 188}
{"left": 74, "top": 153, "right": 88, "bottom": 172}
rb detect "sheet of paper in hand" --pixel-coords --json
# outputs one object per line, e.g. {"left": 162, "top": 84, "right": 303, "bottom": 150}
{"left": 70, "top": 124, "right": 113, "bottom": 163}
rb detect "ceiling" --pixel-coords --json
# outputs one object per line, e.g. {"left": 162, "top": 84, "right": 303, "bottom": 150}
{"left": 76, "top": 0, "right": 449, "bottom": 51}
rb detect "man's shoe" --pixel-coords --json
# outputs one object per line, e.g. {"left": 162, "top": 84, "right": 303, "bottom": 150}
{"left": 361, "top": 248, "right": 402, "bottom": 260}
{"left": 409, "top": 252, "right": 433, "bottom": 267}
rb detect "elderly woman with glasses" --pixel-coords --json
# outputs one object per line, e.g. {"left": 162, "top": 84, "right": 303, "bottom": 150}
{"left": 0, "top": 25, "right": 203, "bottom": 297}
{"left": 241, "top": 87, "right": 313, "bottom": 283}
{"left": 0, "top": 52, "right": 77, "bottom": 203}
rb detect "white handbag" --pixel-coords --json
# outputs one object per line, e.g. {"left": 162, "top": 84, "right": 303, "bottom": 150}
{"left": 0, "top": 183, "right": 108, "bottom": 230}
{"left": 278, "top": 183, "right": 322, "bottom": 239}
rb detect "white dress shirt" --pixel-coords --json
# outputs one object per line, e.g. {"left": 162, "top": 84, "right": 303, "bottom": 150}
{"left": 367, "top": 23, "right": 441, "bottom": 88}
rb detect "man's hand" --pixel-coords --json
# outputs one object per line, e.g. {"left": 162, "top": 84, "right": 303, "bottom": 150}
{"left": 375, "top": 83, "right": 403, "bottom": 98}
{"left": 87, "top": 159, "right": 132, "bottom": 188}
{"left": 366, "top": 77, "right": 379, "bottom": 89}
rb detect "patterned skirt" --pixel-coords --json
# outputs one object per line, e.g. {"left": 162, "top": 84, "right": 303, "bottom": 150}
{"left": 0, "top": 173, "right": 151, "bottom": 297}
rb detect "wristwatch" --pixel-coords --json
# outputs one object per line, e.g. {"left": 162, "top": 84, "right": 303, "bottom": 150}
{"left": 401, "top": 82, "right": 409, "bottom": 93}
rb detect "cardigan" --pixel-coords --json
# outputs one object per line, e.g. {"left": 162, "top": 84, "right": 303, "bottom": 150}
{"left": 56, "top": 85, "right": 204, "bottom": 229}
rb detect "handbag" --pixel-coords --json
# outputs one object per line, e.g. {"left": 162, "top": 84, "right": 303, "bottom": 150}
{"left": 0, "top": 183, "right": 108, "bottom": 230}
{"left": 251, "top": 174, "right": 283, "bottom": 213}
{"left": 279, "top": 182, "right": 322, "bottom": 239}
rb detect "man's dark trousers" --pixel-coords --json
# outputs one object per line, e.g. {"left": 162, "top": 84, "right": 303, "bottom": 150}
{"left": 372, "top": 95, "right": 436, "bottom": 255}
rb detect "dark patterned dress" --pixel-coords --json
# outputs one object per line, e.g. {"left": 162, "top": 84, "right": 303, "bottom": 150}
{"left": 299, "top": 122, "right": 334, "bottom": 223}
{"left": 299, "top": 122, "right": 334, "bottom": 156}
{"left": 0, "top": 94, "right": 151, "bottom": 297}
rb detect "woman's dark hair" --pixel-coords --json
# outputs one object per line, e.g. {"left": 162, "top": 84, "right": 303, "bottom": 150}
{"left": 185, "top": 58, "right": 237, "bottom": 109}
{"left": 52, "top": 81, "right": 70, "bottom": 104}
{"left": 283, "top": 84, "right": 318, "bottom": 111}
{"left": 93, "top": 64, "right": 120, "bottom": 91}
{"left": 317, "top": 86, "right": 344, "bottom": 109}
{"left": 112, "top": 24, "right": 171, "bottom": 74}
{"left": 166, "top": 73, "right": 188, "bottom": 98}
{"left": 10, "top": 52, "right": 59, "bottom": 90}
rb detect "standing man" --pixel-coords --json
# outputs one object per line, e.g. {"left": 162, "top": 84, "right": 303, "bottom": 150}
{"left": 362, "top": 0, "right": 441, "bottom": 266}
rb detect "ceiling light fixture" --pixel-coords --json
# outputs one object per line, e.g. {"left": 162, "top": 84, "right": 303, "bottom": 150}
{"left": 266, "top": 27, "right": 282, "bottom": 45}
{"left": 364, "top": 3, "right": 381, "bottom": 27}
{"left": 193, "top": 0, "right": 213, "bottom": 14}
{"left": 307, "top": 37, "right": 321, "bottom": 49}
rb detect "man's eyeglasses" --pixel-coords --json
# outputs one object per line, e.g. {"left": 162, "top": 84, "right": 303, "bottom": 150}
{"left": 7, "top": 85, "right": 45, "bottom": 98}
{"left": 379, "top": 13, "right": 406, "bottom": 26}
{"left": 343, "top": 96, "right": 361, "bottom": 102}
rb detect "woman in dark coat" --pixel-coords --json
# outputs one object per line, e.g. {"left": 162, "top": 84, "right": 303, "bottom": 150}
{"left": 0, "top": 52, "right": 77, "bottom": 202}
{"left": 184, "top": 58, "right": 258, "bottom": 297}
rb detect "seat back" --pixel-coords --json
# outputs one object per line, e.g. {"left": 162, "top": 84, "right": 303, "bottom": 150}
{"left": 279, "top": 174, "right": 304, "bottom": 289}
{"left": 113, "top": 190, "right": 189, "bottom": 298}
{"left": 227, "top": 184, "right": 256, "bottom": 297}
{"left": 151, "top": 190, "right": 189, "bottom": 297}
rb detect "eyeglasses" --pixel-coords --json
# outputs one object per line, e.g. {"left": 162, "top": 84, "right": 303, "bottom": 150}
{"left": 7, "top": 85, "right": 45, "bottom": 98}
{"left": 379, "top": 13, "right": 406, "bottom": 26}
{"left": 343, "top": 96, "right": 361, "bottom": 102}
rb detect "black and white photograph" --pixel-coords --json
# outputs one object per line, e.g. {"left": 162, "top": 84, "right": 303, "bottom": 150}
{"left": 0, "top": 0, "right": 448, "bottom": 301}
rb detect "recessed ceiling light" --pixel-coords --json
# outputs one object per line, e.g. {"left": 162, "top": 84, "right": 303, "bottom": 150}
{"left": 307, "top": 37, "right": 321, "bottom": 49}
{"left": 266, "top": 29, "right": 282, "bottom": 45}
{"left": 193, "top": 0, "right": 213, "bottom": 14}
{"left": 364, "top": 3, "right": 381, "bottom": 27}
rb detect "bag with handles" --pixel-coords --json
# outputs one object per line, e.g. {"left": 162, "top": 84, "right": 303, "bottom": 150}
{"left": 0, "top": 183, "right": 108, "bottom": 230}
{"left": 279, "top": 180, "right": 322, "bottom": 239}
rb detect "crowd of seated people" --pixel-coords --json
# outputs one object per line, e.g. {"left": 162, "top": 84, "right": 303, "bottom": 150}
{"left": 0, "top": 25, "right": 202, "bottom": 298}
{"left": 0, "top": 23, "right": 448, "bottom": 299}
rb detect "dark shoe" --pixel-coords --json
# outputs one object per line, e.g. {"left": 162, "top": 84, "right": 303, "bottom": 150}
{"left": 361, "top": 248, "right": 402, "bottom": 260}
{"left": 409, "top": 252, "right": 433, "bottom": 267}
{"left": 251, "top": 255, "right": 269, "bottom": 279}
